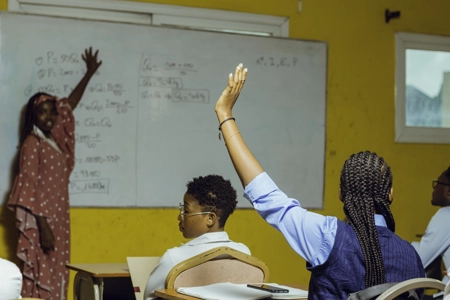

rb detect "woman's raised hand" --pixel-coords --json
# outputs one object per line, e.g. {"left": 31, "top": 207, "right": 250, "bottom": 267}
{"left": 215, "top": 63, "right": 247, "bottom": 119}
{"left": 82, "top": 47, "right": 102, "bottom": 75}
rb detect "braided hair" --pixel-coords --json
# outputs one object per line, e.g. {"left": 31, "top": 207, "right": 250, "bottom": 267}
{"left": 19, "top": 92, "right": 54, "bottom": 146}
{"left": 340, "top": 151, "right": 395, "bottom": 288}
{"left": 186, "top": 175, "right": 237, "bottom": 228}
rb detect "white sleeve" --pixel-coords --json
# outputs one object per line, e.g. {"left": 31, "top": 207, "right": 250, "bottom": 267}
{"left": 411, "top": 208, "right": 450, "bottom": 268}
{"left": 143, "top": 251, "right": 175, "bottom": 300}
{"left": 445, "top": 272, "right": 450, "bottom": 300}
{"left": 0, "top": 258, "right": 22, "bottom": 299}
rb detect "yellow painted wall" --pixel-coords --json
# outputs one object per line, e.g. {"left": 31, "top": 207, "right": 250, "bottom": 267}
{"left": 1, "top": 0, "right": 450, "bottom": 299}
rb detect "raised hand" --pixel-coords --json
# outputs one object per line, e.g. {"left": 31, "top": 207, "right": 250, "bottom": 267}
{"left": 213, "top": 63, "right": 262, "bottom": 187}
{"left": 215, "top": 63, "right": 247, "bottom": 119}
{"left": 82, "top": 47, "right": 102, "bottom": 76}
{"left": 68, "top": 47, "right": 102, "bottom": 110}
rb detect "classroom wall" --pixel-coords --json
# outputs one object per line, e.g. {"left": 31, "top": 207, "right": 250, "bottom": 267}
{"left": 1, "top": 0, "right": 450, "bottom": 298}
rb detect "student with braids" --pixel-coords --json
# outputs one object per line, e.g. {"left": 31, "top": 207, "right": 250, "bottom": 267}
{"left": 214, "top": 63, "right": 425, "bottom": 299}
{"left": 143, "top": 174, "right": 250, "bottom": 300}
{"left": 7, "top": 47, "right": 102, "bottom": 300}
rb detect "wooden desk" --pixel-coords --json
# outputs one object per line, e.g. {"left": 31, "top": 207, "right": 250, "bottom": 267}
{"left": 154, "top": 284, "right": 308, "bottom": 300}
{"left": 66, "top": 263, "right": 134, "bottom": 300}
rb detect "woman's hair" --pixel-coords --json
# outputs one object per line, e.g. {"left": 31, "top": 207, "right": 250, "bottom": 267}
{"left": 19, "top": 92, "right": 54, "bottom": 145}
{"left": 186, "top": 174, "right": 237, "bottom": 228}
{"left": 340, "top": 151, "right": 395, "bottom": 288}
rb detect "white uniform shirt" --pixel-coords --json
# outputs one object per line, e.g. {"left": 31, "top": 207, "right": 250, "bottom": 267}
{"left": 0, "top": 258, "right": 22, "bottom": 299}
{"left": 143, "top": 231, "right": 250, "bottom": 300}
{"left": 412, "top": 206, "right": 450, "bottom": 283}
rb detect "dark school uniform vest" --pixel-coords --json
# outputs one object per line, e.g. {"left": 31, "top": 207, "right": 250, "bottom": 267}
{"left": 306, "top": 220, "right": 425, "bottom": 300}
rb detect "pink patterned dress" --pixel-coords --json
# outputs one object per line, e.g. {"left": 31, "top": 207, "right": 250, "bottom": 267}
{"left": 8, "top": 98, "right": 75, "bottom": 300}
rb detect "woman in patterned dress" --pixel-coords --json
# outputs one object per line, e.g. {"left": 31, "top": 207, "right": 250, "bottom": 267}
{"left": 8, "top": 47, "right": 102, "bottom": 300}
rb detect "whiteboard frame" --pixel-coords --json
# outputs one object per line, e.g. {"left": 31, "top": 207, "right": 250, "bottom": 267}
{"left": 8, "top": 0, "right": 289, "bottom": 37}
{"left": 395, "top": 32, "right": 450, "bottom": 144}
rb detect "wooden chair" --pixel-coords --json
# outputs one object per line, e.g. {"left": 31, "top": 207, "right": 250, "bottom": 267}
{"left": 375, "top": 278, "right": 446, "bottom": 300}
{"left": 165, "top": 247, "right": 270, "bottom": 289}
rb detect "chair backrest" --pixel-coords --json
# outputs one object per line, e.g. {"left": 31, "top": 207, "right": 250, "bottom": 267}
{"left": 375, "top": 278, "right": 446, "bottom": 300}
{"left": 165, "top": 247, "right": 270, "bottom": 289}
{"left": 127, "top": 256, "right": 161, "bottom": 300}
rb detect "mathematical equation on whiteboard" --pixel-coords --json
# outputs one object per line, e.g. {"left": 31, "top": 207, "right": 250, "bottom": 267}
{"left": 24, "top": 51, "right": 301, "bottom": 196}
{"left": 23, "top": 51, "right": 212, "bottom": 195}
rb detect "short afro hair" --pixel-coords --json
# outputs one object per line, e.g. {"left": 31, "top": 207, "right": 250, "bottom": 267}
{"left": 444, "top": 167, "right": 450, "bottom": 180}
{"left": 186, "top": 174, "right": 237, "bottom": 228}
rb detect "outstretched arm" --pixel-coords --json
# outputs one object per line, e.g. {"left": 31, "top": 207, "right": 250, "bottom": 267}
{"left": 214, "top": 63, "right": 263, "bottom": 187}
{"left": 68, "top": 47, "right": 102, "bottom": 110}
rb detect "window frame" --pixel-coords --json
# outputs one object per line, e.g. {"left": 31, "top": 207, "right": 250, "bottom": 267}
{"left": 7, "top": 0, "right": 289, "bottom": 37}
{"left": 395, "top": 31, "right": 450, "bottom": 144}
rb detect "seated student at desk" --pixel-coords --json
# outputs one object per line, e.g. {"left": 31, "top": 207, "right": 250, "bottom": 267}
{"left": 412, "top": 168, "right": 450, "bottom": 284}
{"left": 143, "top": 175, "right": 250, "bottom": 300}
{"left": 213, "top": 63, "right": 425, "bottom": 299}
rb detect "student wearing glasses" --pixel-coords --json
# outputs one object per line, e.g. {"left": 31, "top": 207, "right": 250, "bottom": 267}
{"left": 412, "top": 168, "right": 450, "bottom": 285}
{"left": 143, "top": 175, "right": 250, "bottom": 300}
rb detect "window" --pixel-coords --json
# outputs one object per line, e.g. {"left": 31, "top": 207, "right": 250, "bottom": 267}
{"left": 8, "top": 0, "right": 289, "bottom": 37}
{"left": 395, "top": 32, "right": 450, "bottom": 143}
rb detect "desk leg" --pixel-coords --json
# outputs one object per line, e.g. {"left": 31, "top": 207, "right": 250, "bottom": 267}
{"left": 73, "top": 271, "right": 104, "bottom": 300}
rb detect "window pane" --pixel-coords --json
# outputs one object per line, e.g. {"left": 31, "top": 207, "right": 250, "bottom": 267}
{"left": 406, "top": 49, "right": 450, "bottom": 128}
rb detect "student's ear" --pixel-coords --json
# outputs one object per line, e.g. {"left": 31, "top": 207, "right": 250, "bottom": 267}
{"left": 206, "top": 213, "right": 216, "bottom": 227}
{"left": 388, "top": 187, "right": 394, "bottom": 204}
{"left": 338, "top": 188, "right": 342, "bottom": 201}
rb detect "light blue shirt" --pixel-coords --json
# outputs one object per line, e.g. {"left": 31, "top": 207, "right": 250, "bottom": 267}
{"left": 411, "top": 206, "right": 450, "bottom": 283}
{"left": 244, "top": 172, "right": 388, "bottom": 267}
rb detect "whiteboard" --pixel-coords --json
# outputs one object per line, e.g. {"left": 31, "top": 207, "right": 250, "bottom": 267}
{"left": 0, "top": 13, "right": 327, "bottom": 208}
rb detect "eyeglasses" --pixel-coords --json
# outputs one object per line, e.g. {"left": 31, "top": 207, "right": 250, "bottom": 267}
{"left": 178, "top": 203, "right": 212, "bottom": 221}
{"left": 432, "top": 180, "right": 450, "bottom": 189}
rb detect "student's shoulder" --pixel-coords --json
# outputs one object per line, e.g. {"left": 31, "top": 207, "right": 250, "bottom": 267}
{"left": 23, "top": 134, "right": 40, "bottom": 144}
{"left": 228, "top": 242, "right": 252, "bottom": 255}
{"left": 20, "top": 134, "right": 41, "bottom": 150}
{"left": 0, "top": 258, "right": 20, "bottom": 275}
{"left": 438, "top": 206, "right": 450, "bottom": 214}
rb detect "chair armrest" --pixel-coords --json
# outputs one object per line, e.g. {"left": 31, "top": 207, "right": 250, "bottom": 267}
{"left": 376, "top": 278, "right": 445, "bottom": 300}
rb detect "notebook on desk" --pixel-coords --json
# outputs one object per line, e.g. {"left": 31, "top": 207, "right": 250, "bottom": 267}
{"left": 176, "top": 282, "right": 308, "bottom": 300}
{"left": 127, "top": 256, "right": 161, "bottom": 300}
{"left": 177, "top": 282, "right": 271, "bottom": 300}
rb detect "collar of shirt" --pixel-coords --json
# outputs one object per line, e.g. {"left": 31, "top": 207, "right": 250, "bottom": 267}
{"left": 184, "top": 232, "right": 231, "bottom": 246}
{"left": 33, "top": 125, "right": 61, "bottom": 153}
{"left": 374, "top": 214, "right": 387, "bottom": 227}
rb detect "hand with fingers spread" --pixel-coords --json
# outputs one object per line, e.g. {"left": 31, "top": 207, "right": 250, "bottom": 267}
{"left": 68, "top": 47, "right": 102, "bottom": 110}
{"left": 82, "top": 47, "right": 102, "bottom": 76}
